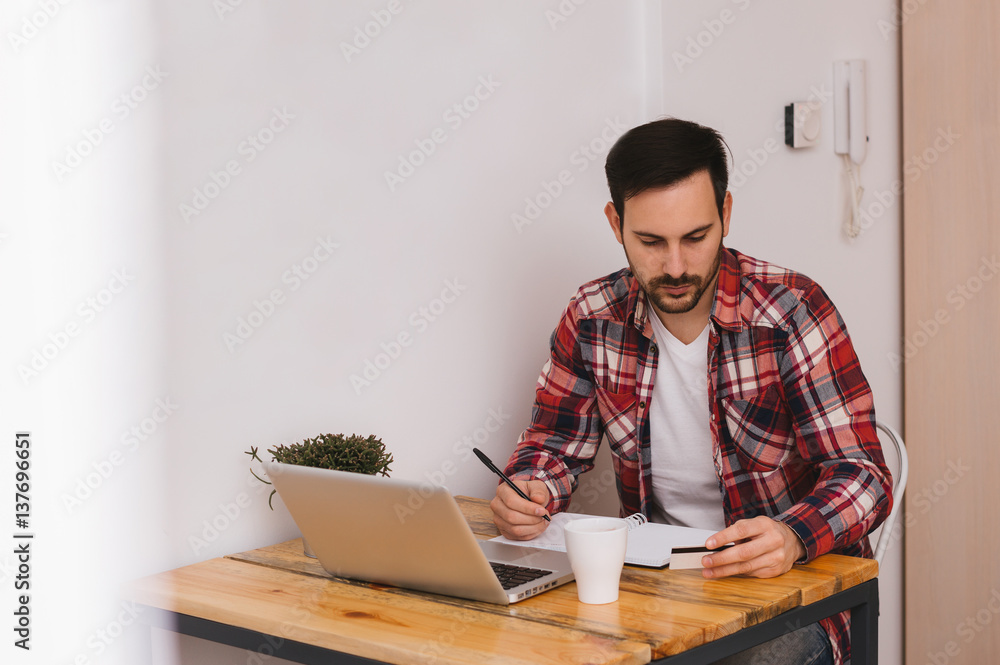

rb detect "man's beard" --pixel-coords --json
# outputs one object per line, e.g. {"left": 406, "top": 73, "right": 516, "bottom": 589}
{"left": 638, "top": 241, "right": 724, "bottom": 315}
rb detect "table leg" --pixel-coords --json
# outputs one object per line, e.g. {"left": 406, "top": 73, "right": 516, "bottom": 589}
{"left": 850, "top": 577, "right": 879, "bottom": 665}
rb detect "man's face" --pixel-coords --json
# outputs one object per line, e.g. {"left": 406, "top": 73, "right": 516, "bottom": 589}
{"left": 605, "top": 170, "right": 732, "bottom": 318}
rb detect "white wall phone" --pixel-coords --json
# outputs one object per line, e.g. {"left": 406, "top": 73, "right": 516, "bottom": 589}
{"left": 833, "top": 60, "right": 868, "bottom": 237}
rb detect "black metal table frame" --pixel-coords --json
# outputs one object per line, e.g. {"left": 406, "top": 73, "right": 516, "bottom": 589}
{"left": 655, "top": 578, "right": 878, "bottom": 664}
{"left": 138, "top": 578, "right": 877, "bottom": 665}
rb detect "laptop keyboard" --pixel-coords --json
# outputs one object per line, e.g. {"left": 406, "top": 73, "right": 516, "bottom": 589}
{"left": 489, "top": 562, "right": 553, "bottom": 590}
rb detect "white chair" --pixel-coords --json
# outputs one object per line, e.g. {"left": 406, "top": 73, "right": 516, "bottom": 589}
{"left": 869, "top": 421, "right": 909, "bottom": 565}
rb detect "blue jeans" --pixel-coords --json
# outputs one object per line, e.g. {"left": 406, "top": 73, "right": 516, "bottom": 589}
{"left": 712, "top": 623, "right": 833, "bottom": 665}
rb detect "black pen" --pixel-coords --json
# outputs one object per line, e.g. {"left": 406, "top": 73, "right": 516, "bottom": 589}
{"left": 473, "top": 447, "right": 551, "bottom": 522}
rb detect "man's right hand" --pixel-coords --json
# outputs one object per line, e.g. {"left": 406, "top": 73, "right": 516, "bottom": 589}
{"left": 490, "top": 479, "right": 551, "bottom": 541}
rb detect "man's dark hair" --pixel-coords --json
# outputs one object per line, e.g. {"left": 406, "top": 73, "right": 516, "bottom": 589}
{"left": 605, "top": 118, "right": 731, "bottom": 229}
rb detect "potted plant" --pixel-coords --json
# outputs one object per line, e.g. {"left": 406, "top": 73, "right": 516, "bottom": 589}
{"left": 245, "top": 433, "right": 393, "bottom": 557}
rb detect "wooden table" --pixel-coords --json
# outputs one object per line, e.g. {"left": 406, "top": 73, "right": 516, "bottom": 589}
{"left": 128, "top": 497, "right": 879, "bottom": 664}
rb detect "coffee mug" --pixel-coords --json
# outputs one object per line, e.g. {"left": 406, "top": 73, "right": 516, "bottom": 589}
{"left": 563, "top": 517, "right": 628, "bottom": 604}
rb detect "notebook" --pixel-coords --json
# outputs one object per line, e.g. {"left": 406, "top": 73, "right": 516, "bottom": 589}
{"left": 264, "top": 462, "right": 575, "bottom": 604}
{"left": 489, "top": 511, "right": 717, "bottom": 567}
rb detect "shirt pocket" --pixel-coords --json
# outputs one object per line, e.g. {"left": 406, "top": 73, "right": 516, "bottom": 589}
{"left": 721, "top": 384, "right": 795, "bottom": 473}
{"left": 594, "top": 386, "right": 640, "bottom": 461}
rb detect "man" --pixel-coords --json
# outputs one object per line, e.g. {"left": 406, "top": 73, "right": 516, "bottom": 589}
{"left": 491, "top": 118, "right": 892, "bottom": 665}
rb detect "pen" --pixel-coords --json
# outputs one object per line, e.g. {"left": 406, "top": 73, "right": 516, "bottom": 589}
{"left": 472, "top": 447, "right": 551, "bottom": 522}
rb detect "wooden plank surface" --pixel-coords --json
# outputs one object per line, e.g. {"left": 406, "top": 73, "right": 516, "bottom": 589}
{"left": 223, "top": 496, "right": 877, "bottom": 660}
{"left": 129, "top": 556, "right": 650, "bottom": 665}
{"left": 227, "top": 538, "right": 747, "bottom": 658}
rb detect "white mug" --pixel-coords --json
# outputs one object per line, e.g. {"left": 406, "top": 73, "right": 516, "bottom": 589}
{"left": 563, "top": 517, "right": 628, "bottom": 604}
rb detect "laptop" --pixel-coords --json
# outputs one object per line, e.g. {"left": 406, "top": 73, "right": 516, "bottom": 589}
{"left": 264, "top": 462, "right": 575, "bottom": 604}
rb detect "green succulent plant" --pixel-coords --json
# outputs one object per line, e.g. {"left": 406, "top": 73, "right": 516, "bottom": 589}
{"left": 245, "top": 433, "right": 393, "bottom": 509}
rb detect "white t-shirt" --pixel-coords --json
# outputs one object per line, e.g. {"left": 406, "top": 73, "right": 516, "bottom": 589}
{"left": 646, "top": 314, "right": 726, "bottom": 531}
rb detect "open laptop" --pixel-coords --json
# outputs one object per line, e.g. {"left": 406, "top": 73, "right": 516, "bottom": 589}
{"left": 264, "top": 462, "right": 574, "bottom": 604}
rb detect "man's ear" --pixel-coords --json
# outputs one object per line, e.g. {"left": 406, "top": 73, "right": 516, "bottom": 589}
{"left": 721, "top": 191, "right": 733, "bottom": 238}
{"left": 605, "top": 202, "right": 624, "bottom": 245}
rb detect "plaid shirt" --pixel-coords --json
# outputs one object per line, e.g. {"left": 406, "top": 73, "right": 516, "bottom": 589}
{"left": 504, "top": 248, "right": 892, "bottom": 665}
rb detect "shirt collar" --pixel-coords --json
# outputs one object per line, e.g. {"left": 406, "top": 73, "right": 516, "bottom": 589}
{"left": 629, "top": 247, "right": 744, "bottom": 336}
{"left": 628, "top": 275, "right": 654, "bottom": 339}
{"left": 709, "top": 248, "right": 744, "bottom": 333}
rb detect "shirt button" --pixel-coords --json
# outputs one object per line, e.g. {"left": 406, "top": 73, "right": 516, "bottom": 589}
{"left": 639, "top": 401, "right": 646, "bottom": 409}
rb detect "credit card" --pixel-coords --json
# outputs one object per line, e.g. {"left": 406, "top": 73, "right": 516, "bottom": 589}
{"left": 669, "top": 543, "right": 735, "bottom": 570}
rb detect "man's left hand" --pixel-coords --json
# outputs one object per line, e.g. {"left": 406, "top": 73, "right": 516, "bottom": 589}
{"left": 700, "top": 516, "right": 806, "bottom": 579}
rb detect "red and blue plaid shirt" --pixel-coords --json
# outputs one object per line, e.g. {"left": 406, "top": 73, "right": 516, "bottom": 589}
{"left": 504, "top": 247, "right": 892, "bottom": 665}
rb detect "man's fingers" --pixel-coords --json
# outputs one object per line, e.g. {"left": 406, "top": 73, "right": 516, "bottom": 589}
{"left": 702, "top": 531, "right": 781, "bottom": 568}
{"left": 701, "top": 542, "right": 761, "bottom": 570}
{"left": 705, "top": 517, "right": 765, "bottom": 550}
{"left": 497, "top": 481, "right": 550, "bottom": 519}
{"left": 701, "top": 538, "right": 782, "bottom": 572}
{"left": 702, "top": 552, "right": 781, "bottom": 579}
{"left": 527, "top": 486, "right": 550, "bottom": 505}
{"left": 490, "top": 500, "right": 548, "bottom": 541}
{"left": 491, "top": 493, "right": 545, "bottom": 525}
{"left": 700, "top": 517, "right": 799, "bottom": 579}
{"left": 489, "top": 479, "right": 551, "bottom": 541}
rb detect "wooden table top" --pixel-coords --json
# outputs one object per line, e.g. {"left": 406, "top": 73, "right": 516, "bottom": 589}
{"left": 128, "top": 496, "right": 878, "bottom": 665}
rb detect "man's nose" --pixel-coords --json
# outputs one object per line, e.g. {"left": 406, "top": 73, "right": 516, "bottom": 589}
{"left": 661, "top": 245, "right": 686, "bottom": 278}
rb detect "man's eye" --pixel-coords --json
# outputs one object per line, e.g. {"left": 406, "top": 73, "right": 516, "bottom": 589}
{"left": 686, "top": 235, "right": 707, "bottom": 243}
{"left": 639, "top": 238, "right": 660, "bottom": 246}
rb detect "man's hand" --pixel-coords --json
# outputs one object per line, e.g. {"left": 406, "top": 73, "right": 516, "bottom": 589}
{"left": 490, "top": 479, "right": 551, "bottom": 541}
{"left": 700, "top": 516, "right": 806, "bottom": 579}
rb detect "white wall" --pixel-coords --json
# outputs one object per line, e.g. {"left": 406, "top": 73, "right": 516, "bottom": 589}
{"left": 2, "top": 2, "right": 902, "bottom": 664}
